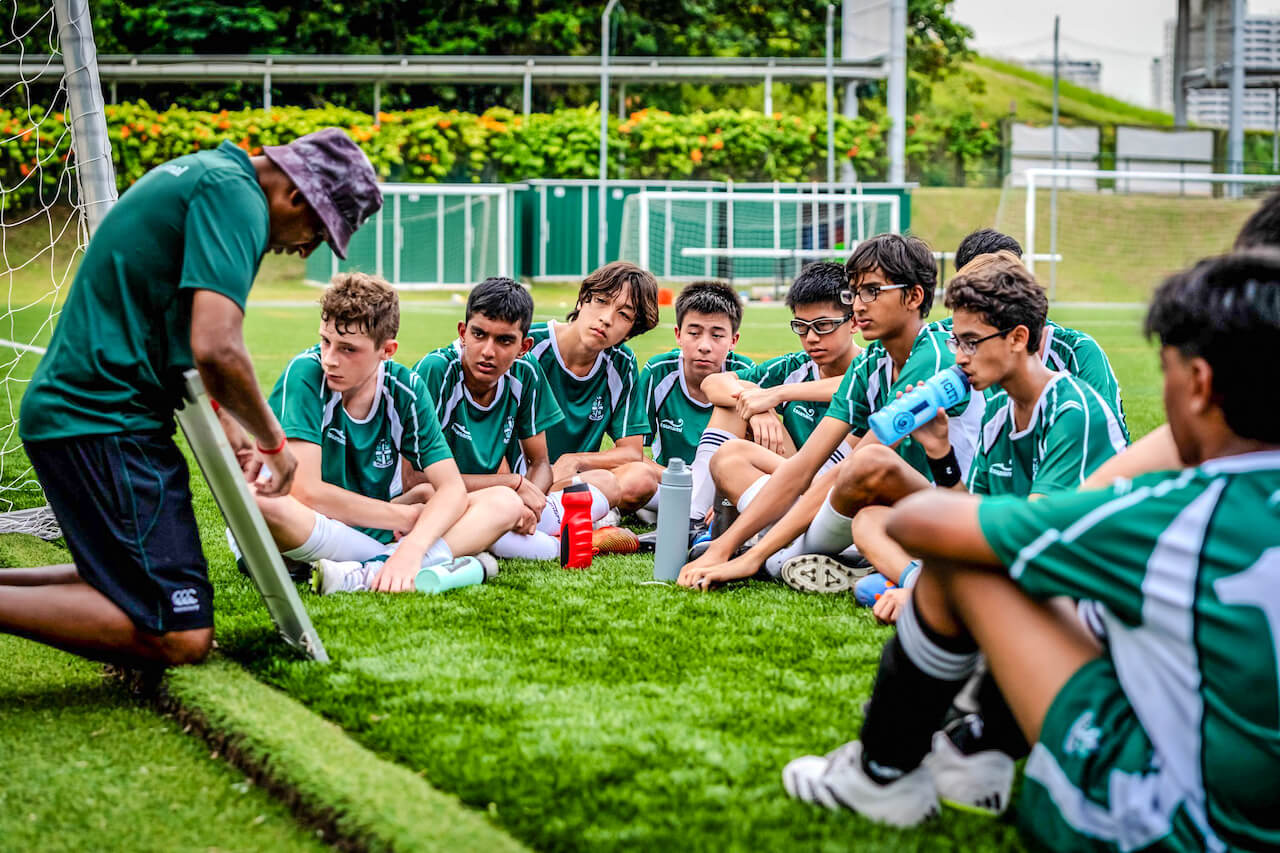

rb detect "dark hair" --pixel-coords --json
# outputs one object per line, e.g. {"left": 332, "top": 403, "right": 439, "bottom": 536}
{"left": 567, "top": 261, "right": 661, "bottom": 340}
{"left": 1145, "top": 250, "right": 1280, "bottom": 442}
{"left": 955, "top": 228, "right": 1023, "bottom": 270}
{"left": 945, "top": 254, "right": 1047, "bottom": 350}
{"left": 845, "top": 233, "right": 937, "bottom": 317}
{"left": 786, "top": 262, "right": 849, "bottom": 311}
{"left": 465, "top": 277, "right": 535, "bottom": 336}
{"left": 1234, "top": 189, "right": 1280, "bottom": 250}
{"left": 674, "top": 280, "right": 744, "bottom": 331}
{"left": 321, "top": 272, "right": 399, "bottom": 344}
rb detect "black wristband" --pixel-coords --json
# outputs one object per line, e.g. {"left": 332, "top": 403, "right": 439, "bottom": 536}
{"left": 927, "top": 447, "right": 961, "bottom": 487}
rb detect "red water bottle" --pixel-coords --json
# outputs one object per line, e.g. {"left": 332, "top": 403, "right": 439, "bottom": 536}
{"left": 559, "top": 483, "right": 594, "bottom": 570}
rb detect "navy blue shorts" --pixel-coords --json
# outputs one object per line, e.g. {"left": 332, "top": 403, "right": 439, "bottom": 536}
{"left": 25, "top": 431, "right": 214, "bottom": 633}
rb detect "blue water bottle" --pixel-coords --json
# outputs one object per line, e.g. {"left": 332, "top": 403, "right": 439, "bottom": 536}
{"left": 868, "top": 366, "right": 970, "bottom": 446}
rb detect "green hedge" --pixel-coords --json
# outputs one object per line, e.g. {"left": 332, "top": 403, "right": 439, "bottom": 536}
{"left": 0, "top": 102, "right": 910, "bottom": 207}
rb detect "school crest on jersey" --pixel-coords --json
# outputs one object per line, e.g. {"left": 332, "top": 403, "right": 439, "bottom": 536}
{"left": 373, "top": 438, "right": 396, "bottom": 469}
{"left": 503, "top": 415, "right": 515, "bottom": 442}
{"left": 588, "top": 396, "right": 606, "bottom": 422}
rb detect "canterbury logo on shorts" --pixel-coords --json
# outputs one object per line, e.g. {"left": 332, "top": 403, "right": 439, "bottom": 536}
{"left": 171, "top": 588, "right": 200, "bottom": 613}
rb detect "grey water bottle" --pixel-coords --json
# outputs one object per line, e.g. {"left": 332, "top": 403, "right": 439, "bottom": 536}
{"left": 653, "top": 458, "right": 693, "bottom": 581}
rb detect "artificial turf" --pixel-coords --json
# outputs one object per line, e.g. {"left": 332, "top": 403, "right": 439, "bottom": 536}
{"left": 0, "top": 221, "right": 1165, "bottom": 850}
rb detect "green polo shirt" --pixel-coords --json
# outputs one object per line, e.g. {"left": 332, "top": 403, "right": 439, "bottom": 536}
{"left": 20, "top": 141, "right": 269, "bottom": 441}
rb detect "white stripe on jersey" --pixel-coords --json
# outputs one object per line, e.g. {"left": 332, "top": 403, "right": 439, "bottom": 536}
{"left": 281, "top": 349, "right": 323, "bottom": 425}
{"left": 783, "top": 360, "right": 819, "bottom": 386}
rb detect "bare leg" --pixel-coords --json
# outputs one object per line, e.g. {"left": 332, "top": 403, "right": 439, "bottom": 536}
{"left": 0, "top": 583, "right": 212, "bottom": 667}
{"left": 829, "top": 444, "right": 931, "bottom": 518}
{"left": 708, "top": 439, "right": 785, "bottom": 505}
{"left": 916, "top": 559, "right": 1101, "bottom": 744}
{"left": 255, "top": 494, "right": 321, "bottom": 551}
{"left": 0, "top": 564, "right": 81, "bottom": 586}
{"left": 851, "top": 506, "right": 916, "bottom": 583}
{"left": 611, "top": 460, "right": 664, "bottom": 513}
{"left": 440, "top": 485, "right": 527, "bottom": 557}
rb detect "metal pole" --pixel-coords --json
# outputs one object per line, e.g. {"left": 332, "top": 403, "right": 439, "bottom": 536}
{"left": 53, "top": 0, "right": 117, "bottom": 236}
{"left": 764, "top": 63, "right": 774, "bottom": 115}
{"left": 841, "top": 0, "right": 858, "bottom": 182}
{"left": 263, "top": 56, "right": 272, "bottom": 110}
{"left": 1174, "top": 0, "right": 1190, "bottom": 127}
{"left": 887, "top": 0, "right": 907, "bottom": 184}
{"left": 373, "top": 80, "right": 381, "bottom": 117}
{"left": 1273, "top": 87, "right": 1278, "bottom": 173}
{"left": 618, "top": 82, "right": 626, "bottom": 118}
{"left": 825, "top": 4, "right": 837, "bottom": 247}
{"left": 523, "top": 61, "right": 533, "bottom": 118}
{"left": 1050, "top": 15, "right": 1060, "bottom": 300}
{"left": 599, "top": 0, "right": 620, "bottom": 269}
{"left": 1229, "top": 0, "right": 1245, "bottom": 191}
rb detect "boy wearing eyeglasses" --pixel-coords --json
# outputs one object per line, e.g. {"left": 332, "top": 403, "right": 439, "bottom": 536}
{"left": 679, "top": 233, "right": 986, "bottom": 592}
{"left": 688, "top": 262, "right": 861, "bottom": 525}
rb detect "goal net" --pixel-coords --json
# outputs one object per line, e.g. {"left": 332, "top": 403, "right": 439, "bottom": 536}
{"left": 0, "top": 0, "right": 114, "bottom": 536}
{"left": 993, "top": 168, "right": 1280, "bottom": 303}
{"left": 619, "top": 188, "right": 901, "bottom": 285}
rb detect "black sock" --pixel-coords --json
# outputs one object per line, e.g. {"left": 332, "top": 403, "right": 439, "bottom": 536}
{"left": 972, "top": 671, "right": 1030, "bottom": 759}
{"left": 859, "top": 593, "right": 978, "bottom": 783}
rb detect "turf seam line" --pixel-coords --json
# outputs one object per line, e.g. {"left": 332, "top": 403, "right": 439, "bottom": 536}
{"left": 141, "top": 656, "right": 529, "bottom": 853}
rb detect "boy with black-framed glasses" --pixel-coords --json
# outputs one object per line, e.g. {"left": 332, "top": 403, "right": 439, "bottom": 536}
{"left": 689, "top": 262, "right": 861, "bottom": 526}
{"left": 680, "top": 234, "right": 986, "bottom": 592}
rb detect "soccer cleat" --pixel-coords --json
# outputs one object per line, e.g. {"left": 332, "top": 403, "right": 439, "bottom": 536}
{"left": 782, "top": 740, "right": 939, "bottom": 827}
{"left": 854, "top": 572, "right": 893, "bottom": 607}
{"left": 311, "top": 559, "right": 378, "bottom": 595}
{"left": 779, "top": 553, "right": 873, "bottom": 594}
{"left": 924, "top": 718, "right": 1015, "bottom": 817}
{"left": 592, "top": 525, "right": 640, "bottom": 555}
{"left": 474, "top": 551, "right": 500, "bottom": 581}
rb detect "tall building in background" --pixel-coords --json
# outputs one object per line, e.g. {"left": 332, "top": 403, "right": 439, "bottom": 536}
{"left": 1162, "top": 14, "right": 1280, "bottom": 129}
{"left": 1019, "top": 57, "right": 1103, "bottom": 90}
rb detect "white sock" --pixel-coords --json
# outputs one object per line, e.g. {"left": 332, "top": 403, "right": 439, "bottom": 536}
{"left": 490, "top": 530, "right": 560, "bottom": 560}
{"left": 283, "top": 513, "right": 389, "bottom": 563}
{"left": 537, "top": 485, "right": 609, "bottom": 536}
{"left": 736, "top": 474, "right": 771, "bottom": 513}
{"left": 690, "top": 428, "right": 734, "bottom": 520}
{"left": 764, "top": 534, "right": 807, "bottom": 578}
{"left": 799, "top": 490, "right": 855, "bottom": 555}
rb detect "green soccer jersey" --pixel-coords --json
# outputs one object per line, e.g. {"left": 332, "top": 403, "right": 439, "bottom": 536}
{"left": 21, "top": 141, "right": 269, "bottom": 441}
{"left": 627, "top": 349, "right": 755, "bottom": 466}
{"left": 966, "top": 373, "right": 1129, "bottom": 497}
{"left": 978, "top": 451, "right": 1280, "bottom": 851}
{"left": 930, "top": 317, "right": 1129, "bottom": 441}
{"left": 735, "top": 351, "right": 833, "bottom": 448}
{"left": 523, "top": 320, "right": 645, "bottom": 460}
{"left": 825, "top": 324, "right": 986, "bottom": 482}
{"left": 413, "top": 343, "right": 564, "bottom": 475}
{"left": 270, "top": 346, "right": 453, "bottom": 543}
{"left": 1042, "top": 320, "right": 1129, "bottom": 441}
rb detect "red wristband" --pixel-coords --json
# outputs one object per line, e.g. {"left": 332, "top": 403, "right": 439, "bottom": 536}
{"left": 515, "top": 474, "right": 524, "bottom": 493}
{"left": 210, "top": 399, "right": 221, "bottom": 413}
{"left": 257, "top": 435, "right": 287, "bottom": 455}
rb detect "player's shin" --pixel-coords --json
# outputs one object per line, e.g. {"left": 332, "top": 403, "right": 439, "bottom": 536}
{"left": 859, "top": 591, "right": 979, "bottom": 782}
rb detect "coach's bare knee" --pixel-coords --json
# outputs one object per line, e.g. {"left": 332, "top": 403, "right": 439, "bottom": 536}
{"left": 615, "top": 463, "right": 661, "bottom": 512}
{"left": 144, "top": 627, "right": 213, "bottom": 667}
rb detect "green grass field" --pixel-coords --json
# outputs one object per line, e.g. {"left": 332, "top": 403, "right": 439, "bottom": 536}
{"left": 0, "top": 207, "right": 1168, "bottom": 850}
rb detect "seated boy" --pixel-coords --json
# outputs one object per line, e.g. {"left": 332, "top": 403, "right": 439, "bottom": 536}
{"left": 518, "top": 261, "right": 661, "bottom": 512}
{"left": 239, "top": 273, "right": 525, "bottom": 593}
{"left": 693, "top": 262, "right": 862, "bottom": 526}
{"left": 857, "top": 251, "right": 1129, "bottom": 622}
{"left": 954, "top": 228, "right": 1128, "bottom": 440}
{"left": 679, "top": 234, "right": 985, "bottom": 593}
{"left": 782, "top": 250, "right": 1280, "bottom": 850}
{"left": 412, "top": 277, "right": 620, "bottom": 561}
{"left": 622, "top": 280, "right": 754, "bottom": 522}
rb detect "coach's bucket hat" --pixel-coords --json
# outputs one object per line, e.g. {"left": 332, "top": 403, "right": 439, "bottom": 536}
{"left": 263, "top": 128, "right": 382, "bottom": 260}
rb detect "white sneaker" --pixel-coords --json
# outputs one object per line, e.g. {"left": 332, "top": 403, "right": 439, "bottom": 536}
{"left": 311, "top": 559, "right": 378, "bottom": 595}
{"left": 474, "top": 551, "right": 499, "bottom": 581}
{"left": 779, "top": 554, "right": 872, "bottom": 594}
{"left": 782, "top": 741, "right": 939, "bottom": 827}
{"left": 634, "top": 507, "right": 658, "bottom": 525}
{"left": 924, "top": 729, "right": 1015, "bottom": 817}
{"left": 593, "top": 508, "right": 621, "bottom": 530}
